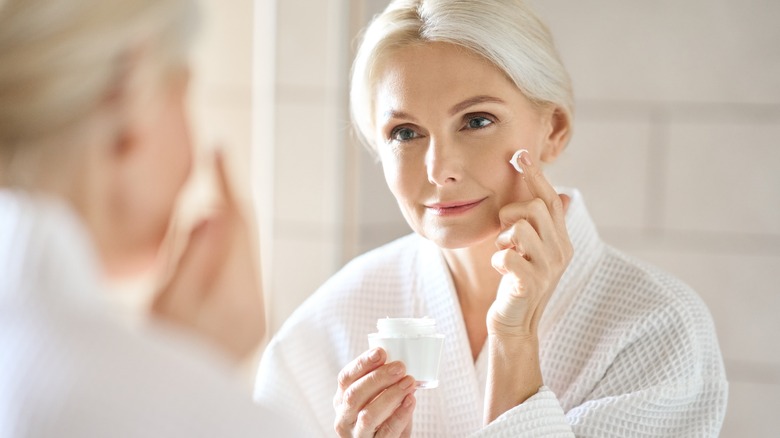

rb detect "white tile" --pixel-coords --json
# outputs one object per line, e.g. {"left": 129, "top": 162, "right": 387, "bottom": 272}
{"left": 268, "top": 233, "right": 341, "bottom": 333}
{"left": 529, "top": 0, "right": 780, "bottom": 104}
{"left": 546, "top": 118, "right": 651, "bottom": 230}
{"left": 273, "top": 101, "right": 343, "bottom": 225}
{"left": 628, "top": 249, "right": 780, "bottom": 365}
{"left": 192, "top": 0, "right": 254, "bottom": 92}
{"left": 664, "top": 121, "right": 780, "bottom": 235}
{"left": 356, "top": 149, "right": 404, "bottom": 225}
{"left": 720, "top": 381, "right": 780, "bottom": 437}
{"left": 275, "top": 0, "right": 345, "bottom": 92}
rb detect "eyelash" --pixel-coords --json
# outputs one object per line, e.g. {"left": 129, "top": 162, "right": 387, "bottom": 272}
{"left": 387, "top": 113, "right": 498, "bottom": 143}
{"left": 462, "top": 113, "right": 497, "bottom": 130}
{"left": 389, "top": 125, "right": 420, "bottom": 143}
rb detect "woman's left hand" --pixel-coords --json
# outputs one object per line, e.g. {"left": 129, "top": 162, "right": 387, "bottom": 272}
{"left": 488, "top": 149, "right": 573, "bottom": 340}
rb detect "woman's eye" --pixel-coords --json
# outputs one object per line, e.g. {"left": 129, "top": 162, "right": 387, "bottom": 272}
{"left": 466, "top": 116, "right": 494, "bottom": 130}
{"left": 390, "top": 127, "right": 419, "bottom": 142}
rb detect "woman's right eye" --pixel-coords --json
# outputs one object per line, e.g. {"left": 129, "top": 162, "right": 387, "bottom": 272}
{"left": 390, "top": 126, "right": 419, "bottom": 142}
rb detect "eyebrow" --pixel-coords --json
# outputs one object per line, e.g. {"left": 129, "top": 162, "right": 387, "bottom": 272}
{"left": 449, "top": 95, "right": 506, "bottom": 116}
{"left": 382, "top": 109, "right": 419, "bottom": 123}
{"left": 381, "top": 95, "right": 506, "bottom": 123}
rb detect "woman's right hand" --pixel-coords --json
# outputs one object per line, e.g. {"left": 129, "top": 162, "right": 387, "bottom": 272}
{"left": 333, "top": 348, "right": 417, "bottom": 437}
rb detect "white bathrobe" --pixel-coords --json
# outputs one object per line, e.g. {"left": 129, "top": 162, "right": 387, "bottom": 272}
{"left": 254, "top": 190, "right": 728, "bottom": 437}
{"left": 0, "top": 191, "right": 300, "bottom": 437}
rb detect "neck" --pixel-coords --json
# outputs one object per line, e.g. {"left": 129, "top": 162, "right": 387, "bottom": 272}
{"left": 441, "top": 237, "right": 502, "bottom": 360}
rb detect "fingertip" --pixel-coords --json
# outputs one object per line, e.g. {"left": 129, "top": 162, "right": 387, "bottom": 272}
{"left": 559, "top": 193, "right": 571, "bottom": 214}
{"left": 509, "top": 149, "right": 527, "bottom": 173}
{"left": 368, "top": 347, "right": 384, "bottom": 363}
{"left": 402, "top": 393, "right": 415, "bottom": 408}
{"left": 519, "top": 149, "right": 532, "bottom": 167}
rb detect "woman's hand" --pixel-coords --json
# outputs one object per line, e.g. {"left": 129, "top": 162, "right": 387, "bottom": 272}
{"left": 489, "top": 149, "right": 572, "bottom": 339}
{"left": 484, "top": 149, "right": 572, "bottom": 422}
{"left": 151, "top": 152, "right": 265, "bottom": 363}
{"left": 334, "top": 348, "right": 417, "bottom": 438}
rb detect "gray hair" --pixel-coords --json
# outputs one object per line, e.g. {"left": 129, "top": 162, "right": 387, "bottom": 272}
{"left": 350, "top": 0, "right": 573, "bottom": 153}
{"left": 0, "top": 0, "right": 197, "bottom": 185}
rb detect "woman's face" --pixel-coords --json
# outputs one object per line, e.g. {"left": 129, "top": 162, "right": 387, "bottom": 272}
{"left": 106, "top": 65, "right": 193, "bottom": 276}
{"left": 372, "top": 42, "right": 566, "bottom": 249}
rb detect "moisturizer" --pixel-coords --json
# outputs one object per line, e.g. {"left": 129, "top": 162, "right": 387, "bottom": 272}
{"left": 368, "top": 318, "right": 445, "bottom": 389}
{"left": 509, "top": 149, "right": 528, "bottom": 173}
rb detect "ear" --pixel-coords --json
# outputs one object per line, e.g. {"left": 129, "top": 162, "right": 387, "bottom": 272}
{"left": 539, "top": 106, "right": 571, "bottom": 163}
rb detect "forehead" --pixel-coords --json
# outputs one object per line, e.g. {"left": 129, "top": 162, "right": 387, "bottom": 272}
{"left": 372, "top": 42, "right": 519, "bottom": 112}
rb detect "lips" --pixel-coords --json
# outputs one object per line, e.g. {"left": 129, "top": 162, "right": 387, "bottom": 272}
{"left": 425, "top": 198, "right": 485, "bottom": 216}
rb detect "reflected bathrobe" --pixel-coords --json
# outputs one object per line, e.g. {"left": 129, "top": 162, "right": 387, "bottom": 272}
{"left": 254, "top": 190, "right": 728, "bottom": 437}
{"left": 0, "top": 191, "right": 301, "bottom": 437}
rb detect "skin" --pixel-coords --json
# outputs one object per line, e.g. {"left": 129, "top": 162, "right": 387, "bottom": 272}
{"left": 334, "top": 42, "right": 573, "bottom": 436}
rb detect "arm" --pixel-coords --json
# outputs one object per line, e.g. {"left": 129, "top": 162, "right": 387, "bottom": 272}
{"left": 485, "top": 150, "right": 572, "bottom": 422}
{"left": 475, "top": 272, "right": 728, "bottom": 437}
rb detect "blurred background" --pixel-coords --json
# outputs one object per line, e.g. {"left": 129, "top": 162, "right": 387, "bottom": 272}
{"left": 187, "top": 0, "right": 779, "bottom": 435}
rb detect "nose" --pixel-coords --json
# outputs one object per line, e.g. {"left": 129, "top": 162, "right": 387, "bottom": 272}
{"left": 425, "top": 137, "right": 462, "bottom": 186}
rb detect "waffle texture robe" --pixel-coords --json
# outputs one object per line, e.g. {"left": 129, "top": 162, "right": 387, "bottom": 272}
{"left": 0, "top": 191, "right": 301, "bottom": 437}
{"left": 254, "top": 189, "right": 728, "bottom": 437}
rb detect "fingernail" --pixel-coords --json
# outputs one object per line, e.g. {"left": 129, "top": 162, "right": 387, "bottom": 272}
{"left": 400, "top": 376, "right": 414, "bottom": 389}
{"left": 402, "top": 394, "right": 414, "bottom": 408}
{"left": 388, "top": 362, "right": 404, "bottom": 375}
{"left": 368, "top": 348, "right": 381, "bottom": 362}
{"left": 520, "top": 149, "right": 532, "bottom": 166}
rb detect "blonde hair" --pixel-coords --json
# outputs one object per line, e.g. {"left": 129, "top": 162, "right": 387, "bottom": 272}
{"left": 350, "top": 0, "right": 573, "bottom": 153}
{"left": 0, "top": 0, "right": 197, "bottom": 186}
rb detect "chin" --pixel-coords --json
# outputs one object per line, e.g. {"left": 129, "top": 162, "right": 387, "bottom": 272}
{"left": 422, "top": 226, "right": 497, "bottom": 250}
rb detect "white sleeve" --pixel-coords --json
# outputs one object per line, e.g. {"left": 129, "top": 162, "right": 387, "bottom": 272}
{"left": 470, "top": 310, "right": 728, "bottom": 438}
{"left": 472, "top": 376, "right": 727, "bottom": 438}
{"left": 254, "top": 339, "right": 329, "bottom": 437}
{"left": 470, "top": 387, "right": 573, "bottom": 437}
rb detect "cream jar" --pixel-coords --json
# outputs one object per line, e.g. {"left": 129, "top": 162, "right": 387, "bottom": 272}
{"left": 368, "top": 317, "right": 445, "bottom": 389}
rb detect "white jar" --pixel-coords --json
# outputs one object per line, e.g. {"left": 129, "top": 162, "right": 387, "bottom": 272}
{"left": 368, "top": 318, "right": 445, "bottom": 389}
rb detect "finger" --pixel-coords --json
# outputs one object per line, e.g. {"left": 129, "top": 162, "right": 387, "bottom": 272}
{"left": 495, "top": 220, "right": 543, "bottom": 257}
{"left": 213, "top": 148, "right": 236, "bottom": 209}
{"left": 375, "top": 392, "right": 416, "bottom": 438}
{"left": 338, "top": 361, "right": 407, "bottom": 429}
{"left": 337, "top": 348, "right": 386, "bottom": 393}
{"left": 356, "top": 376, "right": 416, "bottom": 436}
{"left": 498, "top": 198, "right": 558, "bottom": 243}
{"left": 491, "top": 248, "right": 533, "bottom": 287}
{"left": 516, "top": 150, "right": 566, "bottom": 227}
{"left": 152, "top": 218, "right": 225, "bottom": 317}
{"left": 496, "top": 219, "right": 540, "bottom": 255}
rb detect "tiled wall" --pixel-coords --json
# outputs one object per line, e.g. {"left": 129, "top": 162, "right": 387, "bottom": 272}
{"left": 191, "top": 0, "right": 779, "bottom": 432}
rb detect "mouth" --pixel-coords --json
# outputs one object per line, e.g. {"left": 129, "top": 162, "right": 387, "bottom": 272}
{"left": 425, "top": 198, "right": 486, "bottom": 216}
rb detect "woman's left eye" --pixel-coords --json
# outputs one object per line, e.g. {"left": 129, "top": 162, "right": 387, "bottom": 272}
{"left": 465, "top": 115, "right": 494, "bottom": 130}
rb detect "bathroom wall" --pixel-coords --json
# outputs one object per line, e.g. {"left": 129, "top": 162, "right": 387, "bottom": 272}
{"left": 189, "top": 0, "right": 779, "bottom": 433}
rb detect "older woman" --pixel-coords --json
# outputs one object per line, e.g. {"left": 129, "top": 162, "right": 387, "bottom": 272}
{"left": 0, "top": 0, "right": 300, "bottom": 435}
{"left": 254, "top": 0, "right": 728, "bottom": 436}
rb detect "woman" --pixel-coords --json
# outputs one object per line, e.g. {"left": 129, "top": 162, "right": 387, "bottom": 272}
{"left": 254, "top": 0, "right": 728, "bottom": 436}
{"left": 0, "top": 0, "right": 300, "bottom": 435}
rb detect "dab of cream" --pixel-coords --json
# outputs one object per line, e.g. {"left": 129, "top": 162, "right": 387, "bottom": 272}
{"left": 509, "top": 149, "right": 528, "bottom": 173}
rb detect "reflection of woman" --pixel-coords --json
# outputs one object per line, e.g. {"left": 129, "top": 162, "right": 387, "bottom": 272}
{"left": 255, "top": 0, "right": 728, "bottom": 437}
{"left": 0, "top": 0, "right": 300, "bottom": 435}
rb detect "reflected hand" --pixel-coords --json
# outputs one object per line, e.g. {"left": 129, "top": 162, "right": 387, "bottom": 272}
{"left": 151, "top": 152, "right": 265, "bottom": 362}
